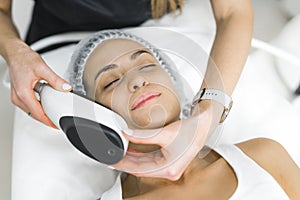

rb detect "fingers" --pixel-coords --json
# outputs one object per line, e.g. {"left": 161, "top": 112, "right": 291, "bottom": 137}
{"left": 113, "top": 148, "right": 194, "bottom": 181}
{"left": 34, "top": 60, "right": 72, "bottom": 92}
{"left": 24, "top": 89, "right": 57, "bottom": 128}
{"left": 8, "top": 49, "right": 67, "bottom": 128}
{"left": 122, "top": 122, "right": 181, "bottom": 146}
{"left": 112, "top": 151, "right": 163, "bottom": 173}
{"left": 34, "top": 66, "right": 70, "bottom": 128}
{"left": 11, "top": 86, "right": 57, "bottom": 128}
{"left": 122, "top": 128, "right": 165, "bottom": 145}
{"left": 114, "top": 117, "right": 208, "bottom": 180}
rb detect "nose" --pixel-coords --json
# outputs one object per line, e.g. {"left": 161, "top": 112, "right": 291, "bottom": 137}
{"left": 128, "top": 75, "right": 149, "bottom": 92}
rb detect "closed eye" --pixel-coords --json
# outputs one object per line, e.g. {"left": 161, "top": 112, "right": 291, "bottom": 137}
{"left": 139, "top": 64, "right": 157, "bottom": 71}
{"left": 104, "top": 78, "right": 120, "bottom": 89}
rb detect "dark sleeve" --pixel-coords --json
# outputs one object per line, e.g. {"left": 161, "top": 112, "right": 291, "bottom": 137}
{"left": 25, "top": 0, "right": 152, "bottom": 44}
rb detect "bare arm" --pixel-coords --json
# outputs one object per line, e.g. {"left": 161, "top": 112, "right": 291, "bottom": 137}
{"left": 0, "top": 0, "right": 71, "bottom": 127}
{"left": 117, "top": 0, "right": 254, "bottom": 181}
{"left": 204, "top": 0, "right": 253, "bottom": 94}
{"left": 0, "top": 0, "right": 21, "bottom": 53}
{"left": 237, "top": 138, "right": 300, "bottom": 199}
{"left": 191, "top": 1, "right": 254, "bottom": 155}
{"left": 193, "top": 0, "right": 254, "bottom": 116}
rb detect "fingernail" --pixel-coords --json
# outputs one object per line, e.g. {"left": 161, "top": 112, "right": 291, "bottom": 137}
{"left": 123, "top": 128, "right": 133, "bottom": 136}
{"left": 62, "top": 83, "right": 72, "bottom": 91}
{"left": 107, "top": 165, "right": 115, "bottom": 170}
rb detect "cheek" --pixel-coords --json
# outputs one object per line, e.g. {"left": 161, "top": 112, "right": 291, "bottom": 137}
{"left": 148, "top": 72, "right": 174, "bottom": 91}
{"left": 129, "top": 111, "right": 153, "bottom": 128}
{"left": 95, "top": 92, "right": 111, "bottom": 108}
{"left": 129, "top": 91, "right": 181, "bottom": 129}
{"left": 95, "top": 86, "right": 114, "bottom": 109}
{"left": 96, "top": 84, "right": 134, "bottom": 127}
{"left": 110, "top": 86, "right": 132, "bottom": 118}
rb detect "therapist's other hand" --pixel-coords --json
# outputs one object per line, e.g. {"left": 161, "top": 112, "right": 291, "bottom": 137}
{"left": 7, "top": 41, "right": 72, "bottom": 128}
{"left": 113, "top": 109, "right": 214, "bottom": 181}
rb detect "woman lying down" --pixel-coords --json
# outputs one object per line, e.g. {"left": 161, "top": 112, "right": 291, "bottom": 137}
{"left": 67, "top": 30, "right": 300, "bottom": 199}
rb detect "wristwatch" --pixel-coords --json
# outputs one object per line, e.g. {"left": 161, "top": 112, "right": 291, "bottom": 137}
{"left": 191, "top": 88, "right": 233, "bottom": 123}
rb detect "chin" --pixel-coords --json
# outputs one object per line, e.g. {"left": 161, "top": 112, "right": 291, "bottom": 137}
{"left": 129, "top": 105, "right": 180, "bottom": 129}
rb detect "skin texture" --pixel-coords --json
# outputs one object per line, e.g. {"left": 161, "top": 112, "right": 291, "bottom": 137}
{"left": 112, "top": 0, "right": 255, "bottom": 180}
{"left": 0, "top": 0, "right": 72, "bottom": 128}
{"left": 88, "top": 39, "right": 300, "bottom": 200}
{"left": 84, "top": 39, "right": 181, "bottom": 130}
{"left": 120, "top": 138, "right": 300, "bottom": 200}
{"left": 0, "top": 0, "right": 254, "bottom": 179}
{"left": 84, "top": 38, "right": 181, "bottom": 153}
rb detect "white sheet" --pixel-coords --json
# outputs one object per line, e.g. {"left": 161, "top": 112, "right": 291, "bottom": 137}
{"left": 11, "top": 44, "right": 118, "bottom": 200}
{"left": 10, "top": 28, "right": 214, "bottom": 200}
{"left": 9, "top": 2, "right": 300, "bottom": 199}
{"left": 10, "top": 29, "right": 300, "bottom": 200}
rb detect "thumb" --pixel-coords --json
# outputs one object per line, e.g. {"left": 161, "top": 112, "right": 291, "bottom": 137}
{"left": 41, "top": 66, "right": 72, "bottom": 92}
{"left": 122, "top": 128, "right": 166, "bottom": 146}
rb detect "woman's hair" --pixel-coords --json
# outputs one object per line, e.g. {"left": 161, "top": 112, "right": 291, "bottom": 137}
{"left": 151, "top": 0, "right": 183, "bottom": 19}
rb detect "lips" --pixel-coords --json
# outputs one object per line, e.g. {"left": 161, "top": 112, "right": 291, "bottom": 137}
{"left": 131, "top": 92, "right": 161, "bottom": 110}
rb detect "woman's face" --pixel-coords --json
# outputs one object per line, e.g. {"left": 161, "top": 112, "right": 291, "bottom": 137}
{"left": 83, "top": 38, "right": 181, "bottom": 129}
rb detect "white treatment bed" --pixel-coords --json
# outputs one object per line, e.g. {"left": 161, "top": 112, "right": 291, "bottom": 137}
{"left": 4, "top": 1, "right": 300, "bottom": 199}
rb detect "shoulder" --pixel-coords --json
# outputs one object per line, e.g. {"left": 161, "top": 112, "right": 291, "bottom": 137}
{"left": 235, "top": 137, "right": 291, "bottom": 170}
{"left": 236, "top": 138, "right": 300, "bottom": 199}
{"left": 236, "top": 137, "right": 285, "bottom": 158}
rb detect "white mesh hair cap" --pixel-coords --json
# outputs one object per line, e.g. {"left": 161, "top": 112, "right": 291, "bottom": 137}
{"left": 67, "top": 29, "right": 190, "bottom": 117}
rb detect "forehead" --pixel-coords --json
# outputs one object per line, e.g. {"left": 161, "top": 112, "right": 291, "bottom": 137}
{"left": 86, "top": 38, "right": 146, "bottom": 66}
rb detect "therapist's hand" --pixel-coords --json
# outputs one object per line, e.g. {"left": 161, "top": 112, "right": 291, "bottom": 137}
{"left": 113, "top": 102, "right": 220, "bottom": 181}
{"left": 6, "top": 40, "right": 72, "bottom": 128}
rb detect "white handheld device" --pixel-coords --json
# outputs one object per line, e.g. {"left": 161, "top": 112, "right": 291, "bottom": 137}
{"left": 35, "top": 83, "right": 129, "bottom": 165}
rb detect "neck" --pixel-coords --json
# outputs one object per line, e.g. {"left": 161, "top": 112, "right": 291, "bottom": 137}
{"left": 123, "top": 147, "right": 222, "bottom": 196}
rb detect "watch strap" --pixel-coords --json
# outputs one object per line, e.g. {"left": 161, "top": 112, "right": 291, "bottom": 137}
{"left": 199, "top": 88, "right": 232, "bottom": 108}
{"left": 192, "top": 88, "right": 233, "bottom": 123}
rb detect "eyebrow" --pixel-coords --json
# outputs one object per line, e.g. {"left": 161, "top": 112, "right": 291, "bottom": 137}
{"left": 130, "top": 50, "right": 151, "bottom": 60}
{"left": 94, "top": 49, "right": 152, "bottom": 81}
{"left": 94, "top": 64, "right": 118, "bottom": 81}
